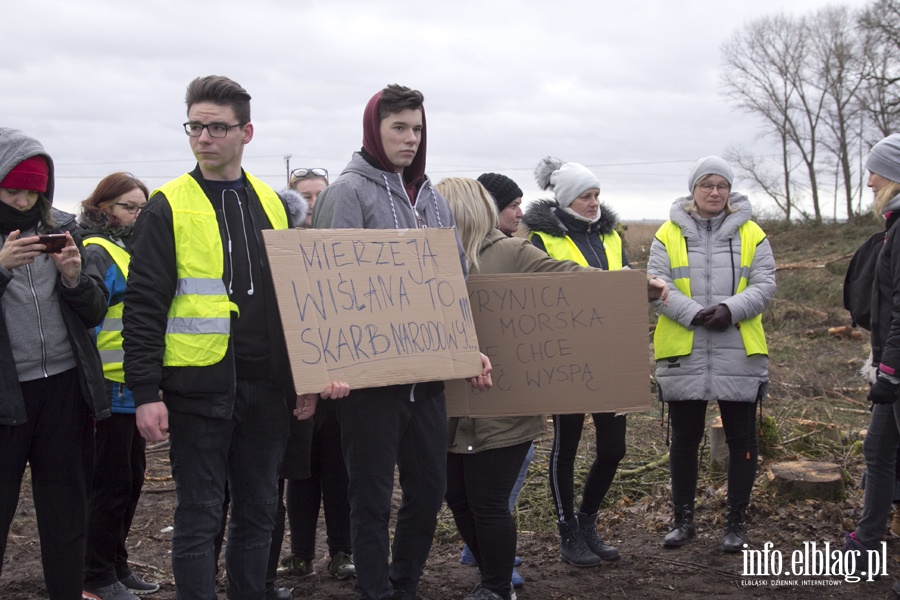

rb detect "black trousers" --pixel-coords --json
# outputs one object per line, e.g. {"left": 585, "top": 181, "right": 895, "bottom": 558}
{"left": 446, "top": 441, "right": 531, "bottom": 599}
{"left": 548, "top": 412, "right": 626, "bottom": 522}
{"left": 339, "top": 387, "right": 447, "bottom": 600}
{"left": 84, "top": 411, "right": 147, "bottom": 588}
{"left": 0, "top": 369, "right": 93, "bottom": 600}
{"left": 285, "top": 408, "right": 351, "bottom": 560}
{"left": 668, "top": 400, "right": 758, "bottom": 506}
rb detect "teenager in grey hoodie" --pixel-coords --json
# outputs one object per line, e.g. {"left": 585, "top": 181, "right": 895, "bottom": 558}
{"left": 0, "top": 128, "right": 109, "bottom": 600}
{"left": 313, "top": 85, "right": 490, "bottom": 600}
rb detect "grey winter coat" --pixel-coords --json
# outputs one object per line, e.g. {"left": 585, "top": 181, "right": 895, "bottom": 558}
{"left": 647, "top": 193, "right": 776, "bottom": 402}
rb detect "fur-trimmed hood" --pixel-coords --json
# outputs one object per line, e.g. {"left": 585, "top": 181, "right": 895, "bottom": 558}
{"left": 279, "top": 188, "right": 310, "bottom": 227}
{"left": 522, "top": 198, "right": 620, "bottom": 238}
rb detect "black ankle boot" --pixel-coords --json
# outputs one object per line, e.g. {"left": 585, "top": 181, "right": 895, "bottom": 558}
{"left": 722, "top": 501, "right": 747, "bottom": 553}
{"left": 576, "top": 511, "right": 620, "bottom": 560}
{"left": 663, "top": 502, "right": 695, "bottom": 548}
{"left": 558, "top": 516, "right": 601, "bottom": 567}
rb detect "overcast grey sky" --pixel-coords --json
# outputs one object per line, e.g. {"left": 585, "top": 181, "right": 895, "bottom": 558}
{"left": 1, "top": 0, "right": 876, "bottom": 220}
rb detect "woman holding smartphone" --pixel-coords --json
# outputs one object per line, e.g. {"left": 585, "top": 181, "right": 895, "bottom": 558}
{"left": 78, "top": 173, "right": 159, "bottom": 599}
{"left": 0, "top": 128, "right": 109, "bottom": 600}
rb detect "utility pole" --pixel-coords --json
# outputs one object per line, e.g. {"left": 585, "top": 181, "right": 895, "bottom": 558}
{"left": 284, "top": 154, "right": 292, "bottom": 187}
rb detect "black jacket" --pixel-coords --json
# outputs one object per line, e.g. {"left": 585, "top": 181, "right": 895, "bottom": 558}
{"left": 122, "top": 167, "right": 294, "bottom": 418}
{"left": 521, "top": 199, "right": 628, "bottom": 270}
{"left": 0, "top": 213, "right": 110, "bottom": 425}
{"left": 871, "top": 199, "right": 900, "bottom": 372}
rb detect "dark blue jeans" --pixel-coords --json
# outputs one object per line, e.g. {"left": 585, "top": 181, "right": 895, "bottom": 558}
{"left": 168, "top": 379, "right": 289, "bottom": 600}
{"left": 339, "top": 387, "right": 447, "bottom": 600}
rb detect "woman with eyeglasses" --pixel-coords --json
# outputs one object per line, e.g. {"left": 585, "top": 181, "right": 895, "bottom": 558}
{"left": 78, "top": 172, "right": 159, "bottom": 597}
{"left": 648, "top": 156, "right": 775, "bottom": 553}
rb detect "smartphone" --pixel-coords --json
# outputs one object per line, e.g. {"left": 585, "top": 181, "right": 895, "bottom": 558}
{"left": 37, "top": 233, "right": 68, "bottom": 254}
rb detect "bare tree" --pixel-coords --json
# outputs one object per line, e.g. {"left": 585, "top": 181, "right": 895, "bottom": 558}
{"left": 809, "top": 6, "right": 867, "bottom": 219}
{"left": 858, "top": 0, "right": 900, "bottom": 138}
{"left": 721, "top": 14, "right": 828, "bottom": 222}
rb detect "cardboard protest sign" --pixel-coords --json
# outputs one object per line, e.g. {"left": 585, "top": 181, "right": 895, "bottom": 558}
{"left": 263, "top": 228, "right": 484, "bottom": 394}
{"left": 445, "top": 270, "right": 651, "bottom": 417}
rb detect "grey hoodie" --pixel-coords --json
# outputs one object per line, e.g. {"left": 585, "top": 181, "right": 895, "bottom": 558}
{"left": 312, "top": 152, "right": 467, "bottom": 274}
{"left": 0, "top": 129, "right": 75, "bottom": 381}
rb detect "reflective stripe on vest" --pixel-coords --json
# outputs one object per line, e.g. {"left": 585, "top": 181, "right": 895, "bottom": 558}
{"left": 83, "top": 237, "right": 131, "bottom": 383}
{"left": 156, "top": 173, "right": 288, "bottom": 367}
{"left": 653, "top": 219, "right": 768, "bottom": 359}
{"left": 529, "top": 230, "right": 624, "bottom": 270}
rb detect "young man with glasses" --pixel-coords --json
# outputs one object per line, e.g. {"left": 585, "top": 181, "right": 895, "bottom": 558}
{"left": 312, "top": 84, "right": 491, "bottom": 600}
{"left": 122, "top": 75, "right": 348, "bottom": 600}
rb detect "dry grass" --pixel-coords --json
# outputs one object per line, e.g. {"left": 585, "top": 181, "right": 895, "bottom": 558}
{"left": 438, "top": 218, "right": 884, "bottom": 538}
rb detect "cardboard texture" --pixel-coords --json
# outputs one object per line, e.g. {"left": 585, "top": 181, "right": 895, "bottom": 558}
{"left": 444, "top": 270, "right": 652, "bottom": 417}
{"left": 263, "top": 228, "right": 483, "bottom": 394}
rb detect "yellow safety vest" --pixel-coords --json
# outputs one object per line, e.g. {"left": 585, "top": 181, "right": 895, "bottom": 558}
{"left": 529, "top": 230, "right": 624, "bottom": 271}
{"left": 653, "top": 219, "right": 768, "bottom": 359}
{"left": 157, "top": 173, "right": 288, "bottom": 367}
{"left": 83, "top": 237, "right": 130, "bottom": 383}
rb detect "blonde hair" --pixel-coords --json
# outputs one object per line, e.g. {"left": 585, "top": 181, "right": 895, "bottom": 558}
{"left": 435, "top": 177, "right": 498, "bottom": 272}
{"left": 873, "top": 180, "right": 900, "bottom": 215}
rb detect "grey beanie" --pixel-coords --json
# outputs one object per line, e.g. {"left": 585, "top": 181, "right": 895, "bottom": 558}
{"left": 866, "top": 134, "right": 900, "bottom": 184}
{"left": 534, "top": 156, "right": 600, "bottom": 208}
{"left": 688, "top": 156, "right": 733, "bottom": 192}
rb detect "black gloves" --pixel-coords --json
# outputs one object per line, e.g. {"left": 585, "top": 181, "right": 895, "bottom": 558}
{"left": 868, "top": 377, "right": 900, "bottom": 404}
{"left": 692, "top": 304, "right": 732, "bottom": 332}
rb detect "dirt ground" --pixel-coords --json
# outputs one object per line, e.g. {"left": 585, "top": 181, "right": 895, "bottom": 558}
{"left": 1, "top": 431, "right": 898, "bottom": 600}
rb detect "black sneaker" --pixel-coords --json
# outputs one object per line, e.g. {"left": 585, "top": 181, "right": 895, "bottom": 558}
{"left": 119, "top": 573, "right": 160, "bottom": 596}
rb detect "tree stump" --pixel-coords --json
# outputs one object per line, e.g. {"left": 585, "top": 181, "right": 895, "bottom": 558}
{"left": 766, "top": 460, "right": 846, "bottom": 501}
{"left": 709, "top": 416, "right": 728, "bottom": 470}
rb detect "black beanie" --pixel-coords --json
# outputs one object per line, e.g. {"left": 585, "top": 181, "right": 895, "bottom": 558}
{"left": 477, "top": 172, "right": 523, "bottom": 212}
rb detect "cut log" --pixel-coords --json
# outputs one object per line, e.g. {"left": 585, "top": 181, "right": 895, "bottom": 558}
{"left": 708, "top": 416, "right": 728, "bottom": 470}
{"left": 766, "top": 461, "right": 845, "bottom": 501}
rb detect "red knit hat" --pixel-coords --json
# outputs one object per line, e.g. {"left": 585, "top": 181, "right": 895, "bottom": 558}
{"left": 1, "top": 156, "right": 49, "bottom": 192}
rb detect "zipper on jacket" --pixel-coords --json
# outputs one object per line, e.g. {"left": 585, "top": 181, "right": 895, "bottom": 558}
{"left": 583, "top": 230, "right": 605, "bottom": 269}
{"left": 25, "top": 263, "right": 50, "bottom": 378}
{"left": 703, "top": 219, "right": 713, "bottom": 399}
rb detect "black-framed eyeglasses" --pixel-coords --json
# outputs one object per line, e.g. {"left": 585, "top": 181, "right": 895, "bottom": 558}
{"left": 183, "top": 121, "right": 246, "bottom": 138}
{"left": 290, "top": 168, "right": 329, "bottom": 183}
{"left": 114, "top": 202, "right": 145, "bottom": 214}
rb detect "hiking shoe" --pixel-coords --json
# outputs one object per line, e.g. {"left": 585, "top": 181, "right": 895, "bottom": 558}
{"left": 84, "top": 582, "right": 139, "bottom": 600}
{"left": 511, "top": 567, "right": 524, "bottom": 589}
{"left": 460, "top": 544, "right": 477, "bottom": 565}
{"left": 722, "top": 501, "right": 747, "bottom": 553}
{"left": 119, "top": 573, "right": 160, "bottom": 595}
{"left": 327, "top": 551, "right": 356, "bottom": 580}
{"left": 558, "top": 516, "right": 601, "bottom": 567}
{"left": 276, "top": 554, "right": 315, "bottom": 578}
{"left": 663, "top": 502, "right": 695, "bottom": 549}
{"left": 577, "top": 511, "right": 620, "bottom": 560}
{"left": 464, "top": 583, "right": 504, "bottom": 600}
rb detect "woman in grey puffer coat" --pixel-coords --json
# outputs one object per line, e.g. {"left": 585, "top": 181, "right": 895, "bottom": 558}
{"left": 647, "top": 156, "right": 775, "bottom": 554}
